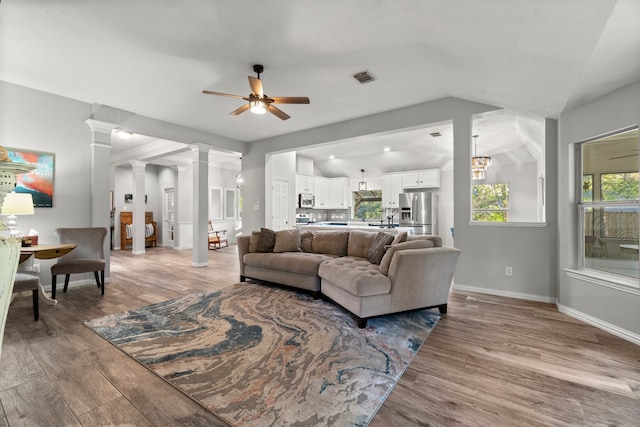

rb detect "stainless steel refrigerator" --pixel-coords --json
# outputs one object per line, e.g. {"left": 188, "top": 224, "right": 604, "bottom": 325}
{"left": 399, "top": 192, "right": 437, "bottom": 235}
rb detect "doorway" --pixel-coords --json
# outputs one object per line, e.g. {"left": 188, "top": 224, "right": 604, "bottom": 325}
{"left": 163, "top": 187, "right": 175, "bottom": 247}
{"left": 272, "top": 180, "right": 289, "bottom": 230}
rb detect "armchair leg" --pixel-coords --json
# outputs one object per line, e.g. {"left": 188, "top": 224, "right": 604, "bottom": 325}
{"left": 100, "top": 270, "right": 105, "bottom": 295}
{"left": 32, "top": 289, "right": 39, "bottom": 321}
{"left": 63, "top": 275, "right": 70, "bottom": 293}
{"left": 94, "top": 271, "right": 101, "bottom": 288}
{"left": 438, "top": 304, "right": 448, "bottom": 314}
{"left": 51, "top": 275, "right": 57, "bottom": 299}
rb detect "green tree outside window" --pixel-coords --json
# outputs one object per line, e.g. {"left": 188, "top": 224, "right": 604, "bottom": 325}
{"left": 472, "top": 183, "right": 509, "bottom": 222}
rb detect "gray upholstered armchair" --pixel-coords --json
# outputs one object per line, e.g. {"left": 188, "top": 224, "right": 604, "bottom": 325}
{"left": 51, "top": 227, "right": 107, "bottom": 299}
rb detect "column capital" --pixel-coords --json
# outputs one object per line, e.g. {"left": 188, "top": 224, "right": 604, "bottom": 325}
{"left": 85, "top": 119, "right": 118, "bottom": 133}
{"left": 129, "top": 160, "right": 147, "bottom": 175}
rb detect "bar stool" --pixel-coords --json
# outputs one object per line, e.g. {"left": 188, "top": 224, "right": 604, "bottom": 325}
{"left": 13, "top": 273, "right": 40, "bottom": 321}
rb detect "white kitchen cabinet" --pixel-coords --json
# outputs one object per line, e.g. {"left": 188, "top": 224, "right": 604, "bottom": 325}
{"left": 329, "top": 177, "right": 349, "bottom": 209}
{"left": 381, "top": 174, "right": 403, "bottom": 208}
{"left": 313, "top": 177, "right": 329, "bottom": 208}
{"left": 402, "top": 169, "right": 440, "bottom": 189}
{"left": 296, "top": 174, "right": 314, "bottom": 195}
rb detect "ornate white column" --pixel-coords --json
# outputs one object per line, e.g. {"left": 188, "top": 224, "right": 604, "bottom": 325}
{"left": 129, "top": 160, "right": 147, "bottom": 255}
{"left": 190, "top": 144, "right": 209, "bottom": 267}
{"left": 85, "top": 119, "right": 115, "bottom": 275}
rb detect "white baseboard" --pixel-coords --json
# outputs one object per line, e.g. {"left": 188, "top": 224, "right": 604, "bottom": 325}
{"left": 556, "top": 303, "right": 640, "bottom": 346}
{"left": 452, "top": 283, "right": 640, "bottom": 345}
{"left": 452, "top": 283, "right": 556, "bottom": 303}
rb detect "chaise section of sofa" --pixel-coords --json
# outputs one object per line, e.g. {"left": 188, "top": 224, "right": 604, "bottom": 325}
{"left": 237, "top": 229, "right": 461, "bottom": 327}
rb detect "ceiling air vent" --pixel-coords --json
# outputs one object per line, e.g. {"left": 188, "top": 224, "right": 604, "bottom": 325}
{"left": 430, "top": 132, "right": 441, "bottom": 137}
{"left": 353, "top": 70, "right": 375, "bottom": 84}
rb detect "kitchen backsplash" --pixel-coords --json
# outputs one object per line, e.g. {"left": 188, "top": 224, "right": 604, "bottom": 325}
{"left": 296, "top": 208, "right": 399, "bottom": 223}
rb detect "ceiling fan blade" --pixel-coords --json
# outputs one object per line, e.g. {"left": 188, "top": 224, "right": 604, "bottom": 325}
{"left": 202, "top": 90, "right": 248, "bottom": 100}
{"left": 229, "top": 103, "right": 251, "bottom": 116}
{"left": 609, "top": 154, "right": 639, "bottom": 160}
{"left": 269, "top": 96, "right": 310, "bottom": 104}
{"left": 248, "top": 76, "right": 263, "bottom": 97}
{"left": 266, "top": 104, "right": 290, "bottom": 121}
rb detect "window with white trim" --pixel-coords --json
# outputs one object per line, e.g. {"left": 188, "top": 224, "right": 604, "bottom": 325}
{"left": 471, "top": 183, "right": 509, "bottom": 222}
{"left": 579, "top": 127, "right": 639, "bottom": 280}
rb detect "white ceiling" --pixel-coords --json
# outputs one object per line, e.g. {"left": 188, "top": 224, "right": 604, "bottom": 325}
{"left": 1, "top": 0, "right": 639, "bottom": 173}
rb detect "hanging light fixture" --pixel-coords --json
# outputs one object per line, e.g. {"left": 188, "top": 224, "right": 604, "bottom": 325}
{"left": 358, "top": 169, "right": 367, "bottom": 191}
{"left": 471, "top": 135, "right": 492, "bottom": 180}
{"left": 250, "top": 99, "right": 267, "bottom": 114}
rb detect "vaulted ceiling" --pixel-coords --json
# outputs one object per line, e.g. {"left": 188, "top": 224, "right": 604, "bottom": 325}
{"left": 1, "top": 1, "right": 638, "bottom": 172}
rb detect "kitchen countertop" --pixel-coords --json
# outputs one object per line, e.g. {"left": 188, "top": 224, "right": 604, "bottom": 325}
{"left": 296, "top": 223, "right": 414, "bottom": 233}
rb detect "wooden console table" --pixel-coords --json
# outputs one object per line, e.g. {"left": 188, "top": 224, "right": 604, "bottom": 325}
{"left": 20, "top": 243, "right": 77, "bottom": 305}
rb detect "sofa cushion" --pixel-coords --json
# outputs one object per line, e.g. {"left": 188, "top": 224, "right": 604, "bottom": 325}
{"left": 249, "top": 231, "right": 261, "bottom": 253}
{"left": 257, "top": 228, "right": 276, "bottom": 252}
{"left": 312, "top": 230, "right": 349, "bottom": 256}
{"left": 319, "top": 257, "right": 391, "bottom": 297}
{"left": 391, "top": 231, "right": 408, "bottom": 245}
{"left": 407, "top": 234, "right": 442, "bottom": 247}
{"left": 347, "top": 230, "right": 378, "bottom": 258}
{"left": 379, "top": 239, "right": 434, "bottom": 275}
{"left": 273, "top": 229, "right": 302, "bottom": 253}
{"left": 244, "top": 252, "right": 336, "bottom": 276}
{"left": 367, "top": 232, "right": 395, "bottom": 264}
{"left": 300, "top": 230, "right": 315, "bottom": 252}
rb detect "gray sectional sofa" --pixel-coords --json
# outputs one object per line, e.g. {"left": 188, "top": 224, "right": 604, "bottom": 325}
{"left": 238, "top": 229, "right": 461, "bottom": 327}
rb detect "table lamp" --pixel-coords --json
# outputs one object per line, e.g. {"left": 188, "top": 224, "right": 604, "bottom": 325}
{"left": 1, "top": 192, "right": 34, "bottom": 237}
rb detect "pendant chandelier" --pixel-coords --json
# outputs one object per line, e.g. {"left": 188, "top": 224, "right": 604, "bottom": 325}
{"left": 358, "top": 169, "right": 367, "bottom": 191}
{"left": 471, "top": 135, "right": 492, "bottom": 180}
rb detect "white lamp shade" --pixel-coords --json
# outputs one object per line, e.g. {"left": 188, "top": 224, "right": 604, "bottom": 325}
{"left": 1, "top": 192, "right": 35, "bottom": 215}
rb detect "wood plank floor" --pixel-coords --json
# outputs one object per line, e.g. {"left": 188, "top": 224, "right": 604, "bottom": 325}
{"left": 1, "top": 246, "right": 638, "bottom": 426}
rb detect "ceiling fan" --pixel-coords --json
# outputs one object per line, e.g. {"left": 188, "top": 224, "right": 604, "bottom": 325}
{"left": 202, "top": 64, "right": 310, "bottom": 121}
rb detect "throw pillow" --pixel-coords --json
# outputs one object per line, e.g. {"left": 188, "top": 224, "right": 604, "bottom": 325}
{"left": 311, "top": 231, "right": 349, "bottom": 256}
{"left": 300, "top": 230, "right": 315, "bottom": 252}
{"left": 379, "top": 239, "right": 434, "bottom": 275}
{"left": 391, "top": 231, "right": 408, "bottom": 245}
{"left": 273, "top": 229, "right": 302, "bottom": 253}
{"left": 248, "top": 231, "right": 261, "bottom": 253}
{"left": 256, "top": 227, "right": 276, "bottom": 253}
{"left": 367, "top": 232, "right": 395, "bottom": 265}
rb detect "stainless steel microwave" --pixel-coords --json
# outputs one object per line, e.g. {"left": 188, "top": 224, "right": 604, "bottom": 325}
{"left": 298, "top": 193, "right": 314, "bottom": 208}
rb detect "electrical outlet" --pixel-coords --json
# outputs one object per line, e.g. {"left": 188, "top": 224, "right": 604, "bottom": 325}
{"left": 33, "top": 263, "right": 41, "bottom": 273}
{"left": 505, "top": 266, "right": 513, "bottom": 276}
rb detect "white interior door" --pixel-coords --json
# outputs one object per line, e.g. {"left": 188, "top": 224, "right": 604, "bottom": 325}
{"left": 272, "top": 180, "right": 289, "bottom": 230}
{"left": 163, "top": 187, "right": 175, "bottom": 247}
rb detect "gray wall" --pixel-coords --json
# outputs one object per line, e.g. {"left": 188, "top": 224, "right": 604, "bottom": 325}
{"left": 241, "top": 97, "right": 559, "bottom": 303}
{"left": 0, "top": 81, "right": 93, "bottom": 287}
{"left": 557, "top": 80, "right": 640, "bottom": 339}
{"left": 1, "top": 81, "right": 246, "bottom": 286}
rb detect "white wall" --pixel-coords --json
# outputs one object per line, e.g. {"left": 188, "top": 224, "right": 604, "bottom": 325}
{"left": 483, "top": 161, "right": 539, "bottom": 223}
{"left": 113, "top": 164, "right": 161, "bottom": 250}
{"left": 558, "top": 80, "right": 640, "bottom": 340}
{"left": 208, "top": 165, "right": 241, "bottom": 244}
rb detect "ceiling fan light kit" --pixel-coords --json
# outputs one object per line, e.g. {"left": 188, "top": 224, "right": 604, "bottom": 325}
{"left": 203, "top": 64, "right": 310, "bottom": 120}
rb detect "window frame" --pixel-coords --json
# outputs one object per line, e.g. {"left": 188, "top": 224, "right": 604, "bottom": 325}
{"left": 576, "top": 126, "right": 640, "bottom": 287}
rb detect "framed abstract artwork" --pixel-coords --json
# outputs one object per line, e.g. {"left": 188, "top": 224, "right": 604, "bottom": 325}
{"left": 5, "top": 147, "right": 55, "bottom": 207}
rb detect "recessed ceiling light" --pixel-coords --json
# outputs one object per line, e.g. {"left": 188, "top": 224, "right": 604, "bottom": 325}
{"left": 115, "top": 129, "right": 133, "bottom": 141}
{"left": 329, "top": 155, "right": 335, "bottom": 160}
{"left": 383, "top": 147, "right": 390, "bottom": 152}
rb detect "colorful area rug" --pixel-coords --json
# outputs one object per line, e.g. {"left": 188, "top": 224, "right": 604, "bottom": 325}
{"left": 84, "top": 283, "right": 439, "bottom": 426}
